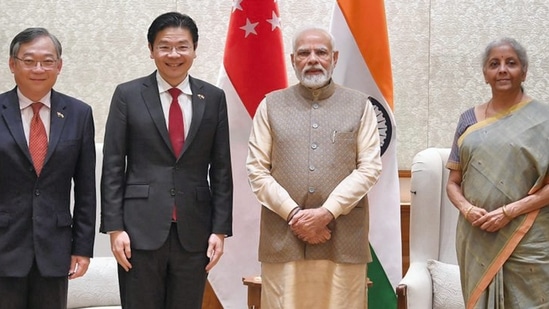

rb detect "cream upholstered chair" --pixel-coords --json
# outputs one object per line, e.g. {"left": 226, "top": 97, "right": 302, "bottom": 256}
{"left": 396, "top": 148, "right": 464, "bottom": 309}
{"left": 67, "top": 143, "right": 122, "bottom": 309}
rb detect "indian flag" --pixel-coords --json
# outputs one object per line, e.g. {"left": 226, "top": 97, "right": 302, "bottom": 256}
{"left": 210, "top": 0, "right": 288, "bottom": 308}
{"left": 330, "top": 0, "right": 401, "bottom": 308}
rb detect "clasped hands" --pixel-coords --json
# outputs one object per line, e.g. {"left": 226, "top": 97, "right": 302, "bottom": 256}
{"left": 464, "top": 204, "right": 513, "bottom": 232}
{"left": 288, "top": 207, "right": 334, "bottom": 244}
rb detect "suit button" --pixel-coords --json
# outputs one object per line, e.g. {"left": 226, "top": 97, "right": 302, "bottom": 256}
{"left": 308, "top": 187, "right": 315, "bottom": 193}
{"left": 170, "top": 188, "right": 176, "bottom": 196}
{"left": 34, "top": 189, "right": 40, "bottom": 196}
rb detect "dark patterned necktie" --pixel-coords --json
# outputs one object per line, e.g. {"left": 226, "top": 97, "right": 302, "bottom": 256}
{"left": 29, "top": 102, "right": 48, "bottom": 176}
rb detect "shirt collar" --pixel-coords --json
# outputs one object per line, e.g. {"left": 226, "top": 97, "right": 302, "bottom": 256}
{"left": 156, "top": 72, "right": 193, "bottom": 96}
{"left": 297, "top": 79, "right": 336, "bottom": 101}
{"left": 17, "top": 88, "right": 52, "bottom": 110}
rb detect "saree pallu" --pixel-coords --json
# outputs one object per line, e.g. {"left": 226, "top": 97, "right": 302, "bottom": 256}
{"left": 457, "top": 100, "right": 549, "bottom": 309}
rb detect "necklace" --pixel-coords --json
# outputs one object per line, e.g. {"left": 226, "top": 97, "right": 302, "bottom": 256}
{"left": 485, "top": 94, "right": 525, "bottom": 119}
{"left": 484, "top": 100, "right": 492, "bottom": 119}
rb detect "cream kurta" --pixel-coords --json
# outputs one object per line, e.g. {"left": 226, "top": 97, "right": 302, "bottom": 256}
{"left": 247, "top": 81, "right": 381, "bottom": 309}
{"left": 248, "top": 87, "right": 381, "bottom": 222}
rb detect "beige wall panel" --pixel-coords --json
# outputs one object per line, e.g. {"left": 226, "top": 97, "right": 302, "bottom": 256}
{"left": 428, "top": 0, "right": 549, "bottom": 159}
{"left": 385, "top": 0, "right": 431, "bottom": 166}
{"left": 2, "top": 0, "right": 549, "bottom": 169}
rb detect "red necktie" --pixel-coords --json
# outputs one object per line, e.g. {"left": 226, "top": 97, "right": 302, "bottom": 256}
{"left": 168, "top": 88, "right": 185, "bottom": 157}
{"left": 29, "top": 102, "right": 48, "bottom": 176}
{"left": 167, "top": 88, "right": 184, "bottom": 221}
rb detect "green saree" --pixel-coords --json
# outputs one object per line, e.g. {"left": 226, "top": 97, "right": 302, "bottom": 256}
{"left": 455, "top": 99, "right": 549, "bottom": 308}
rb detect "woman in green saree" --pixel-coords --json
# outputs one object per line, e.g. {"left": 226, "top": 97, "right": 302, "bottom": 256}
{"left": 446, "top": 38, "right": 549, "bottom": 308}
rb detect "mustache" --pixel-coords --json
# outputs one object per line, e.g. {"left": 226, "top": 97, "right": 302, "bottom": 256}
{"left": 302, "top": 64, "right": 326, "bottom": 75}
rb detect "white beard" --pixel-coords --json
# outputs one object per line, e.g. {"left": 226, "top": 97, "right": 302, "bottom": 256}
{"left": 294, "top": 63, "right": 333, "bottom": 89}
{"left": 301, "top": 72, "right": 330, "bottom": 88}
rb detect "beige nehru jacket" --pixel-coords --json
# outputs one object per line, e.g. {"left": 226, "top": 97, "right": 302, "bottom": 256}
{"left": 247, "top": 81, "right": 381, "bottom": 264}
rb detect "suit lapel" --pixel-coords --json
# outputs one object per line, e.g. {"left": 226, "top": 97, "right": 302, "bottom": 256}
{"left": 141, "top": 73, "right": 173, "bottom": 153}
{"left": 0, "top": 88, "right": 32, "bottom": 163}
{"left": 47, "top": 90, "right": 67, "bottom": 164}
{"left": 184, "top": 76, "right": 206, "bottom": 155}
{"left": 139, "top": 74, "right": 208, "bottom": 159}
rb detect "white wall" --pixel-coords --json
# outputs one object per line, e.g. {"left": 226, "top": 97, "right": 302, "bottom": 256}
{"left": 2, "top": 0, "right": 549, "bottom": 169}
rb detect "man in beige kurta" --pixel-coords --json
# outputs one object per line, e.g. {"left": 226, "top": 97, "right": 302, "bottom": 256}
{"left": 246, "top": 27, "right": 382, "bottom": 309}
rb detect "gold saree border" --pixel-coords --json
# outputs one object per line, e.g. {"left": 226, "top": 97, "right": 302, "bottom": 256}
{"left": 457, "top": 99, "right": 532, "bottom": 148}
{"left": 466, "top": 209, "right": 539, "bottom": 309}
{"left": 457, "top": 98, "right": 538, "bottom": 308}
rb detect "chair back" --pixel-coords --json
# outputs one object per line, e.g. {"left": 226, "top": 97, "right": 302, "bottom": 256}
{"left": 409, "top": 148, "right": 458, "bottom": 264}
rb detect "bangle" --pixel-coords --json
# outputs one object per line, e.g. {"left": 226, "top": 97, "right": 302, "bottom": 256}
{"left": 502, "top": 204, "right": 512, "bottom": 219}
{"left": 465, "top": 206, "right": 474, "bottom": 219}
{"left": 287, "top": 207, "right": 301, "bottom": 222}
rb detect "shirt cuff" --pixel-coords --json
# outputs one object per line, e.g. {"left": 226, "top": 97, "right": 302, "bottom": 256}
{"left": 322, "top": 200, "right": 343, "bottom": 219}
{"left": 279, "top": 199, "right": 299, "bottom": 221}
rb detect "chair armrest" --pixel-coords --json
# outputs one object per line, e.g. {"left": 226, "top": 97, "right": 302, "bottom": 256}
{"left": 397, "top": 262, "right": 433, "bottom": 309}
{"left": 68, "top": 257, "right": 120, "bottom": 308}
{"left": 396, "top": 284, "right": 407, "bottom": 309}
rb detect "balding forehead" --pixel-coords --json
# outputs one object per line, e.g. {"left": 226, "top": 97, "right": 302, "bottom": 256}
{"left": 293, "top": 27, "right": 335, "bottom": 52}
{"left": 295, "top": 31, "right": 332, "bottom": 50}
{"left": 297, "top": 29, "right": 330, "bottom": 41}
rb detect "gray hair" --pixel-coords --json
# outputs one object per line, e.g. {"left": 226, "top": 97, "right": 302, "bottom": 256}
{"left": 482, "top": 37, "right": 528, "bottom": 72}
{"left": 292, "top": 26, "right": 336, "bottom": 52}
{"left": 10, "top": 27, "right": 62, "bottom": 58}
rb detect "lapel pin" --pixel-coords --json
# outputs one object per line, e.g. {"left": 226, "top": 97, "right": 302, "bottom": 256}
{"left": 57, "top": 112, "right": 64, "bottom": 118}
{"left": 197, "top": 94, "right": 205, "bottom": 99}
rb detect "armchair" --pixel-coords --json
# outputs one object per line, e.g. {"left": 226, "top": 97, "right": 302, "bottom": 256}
{"left": 67, "top": 143, "right": 121, "bottom": 309}
{"left": 396, "top": 148, "right": 464, "bottom": 309}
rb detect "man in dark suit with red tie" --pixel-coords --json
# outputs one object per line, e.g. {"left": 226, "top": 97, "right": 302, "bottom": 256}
{"left": 100, "top": 12, "right": 233, "bottom": 309}
{"left": 0, "top": 27, "right": 96, "bottom": 309}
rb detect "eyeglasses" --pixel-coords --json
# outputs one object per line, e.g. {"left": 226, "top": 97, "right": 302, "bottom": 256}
{"left": 294, "top": 48, "right": 333, "bottom": 61}
{"left": 156, "top": 45, "right": 193, "bottom": 55}
{"left": 13, "top": 57, "right": 58, "bottom": 70}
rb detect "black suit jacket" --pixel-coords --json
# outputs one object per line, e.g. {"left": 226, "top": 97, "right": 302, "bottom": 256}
{"left": 0, "top": 87, "right": 96, "bottom": 277}
{"left": 100, "top": 73, "right": 233, "bottom": 252}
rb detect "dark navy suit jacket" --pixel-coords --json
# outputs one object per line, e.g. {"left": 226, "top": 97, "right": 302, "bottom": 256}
{"left": 0, "top": 87, "right": 96, "bottom": 277}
